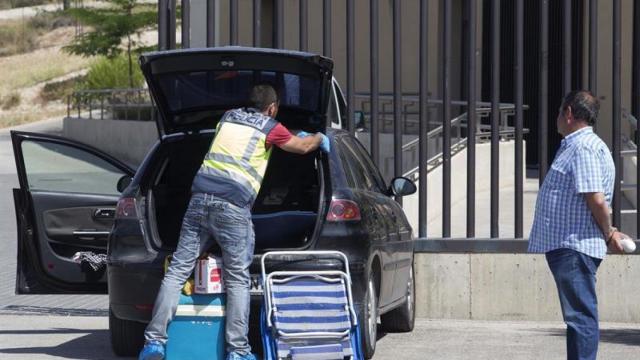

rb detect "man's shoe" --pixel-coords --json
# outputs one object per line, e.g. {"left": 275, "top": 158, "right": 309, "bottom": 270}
{"left": 226, "top": 352, "right": 257, "bottom": 360}
{"left": 138, "top": 340, "right": 165, "bottom": 360}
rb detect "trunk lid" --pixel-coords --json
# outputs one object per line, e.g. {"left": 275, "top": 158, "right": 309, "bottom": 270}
{"left": 139, "top": 47, "right": 334, "bottom": 138}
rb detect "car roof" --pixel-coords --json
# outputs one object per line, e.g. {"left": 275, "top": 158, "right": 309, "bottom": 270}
{"left": 326, "top": 128, "right": 350, "bottom": 138}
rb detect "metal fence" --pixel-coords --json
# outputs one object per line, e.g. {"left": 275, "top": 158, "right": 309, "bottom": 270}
{"left": 150, "top": 0, "right": 639, "bottom": 243}
{"left": 67, "top": 88, "right": 155, "bottom": 121}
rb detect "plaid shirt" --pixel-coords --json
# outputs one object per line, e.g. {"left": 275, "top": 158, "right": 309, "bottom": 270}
{"left": 528, "top": 127, "right": 615, "bottom": 259}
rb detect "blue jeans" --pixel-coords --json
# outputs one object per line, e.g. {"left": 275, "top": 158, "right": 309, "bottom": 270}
{"left": 546, "top": 248, "right": 602, "bottom": 360}
{"left": 144, "top": 193, "right": 255, "bottom": 356}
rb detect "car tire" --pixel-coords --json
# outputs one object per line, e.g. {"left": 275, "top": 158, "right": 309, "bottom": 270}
{"left": 109, "top": 308, "right": 146, "bottom": 357}
{"left": 380, "top": 262, "right": 415, "bottom": 332}
{"left": 358, "top": 275, "right": 378, "bottom": 359}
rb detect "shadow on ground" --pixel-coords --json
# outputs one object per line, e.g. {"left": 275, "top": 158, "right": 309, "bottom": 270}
{"left": 0, "top": 329, "right": 133, "bottom": 359}
{"left": 0, "top": 305, "right": 107, "bottom": 316}
{"left": 541, "top": 327, "right": 640, "bottom": 347}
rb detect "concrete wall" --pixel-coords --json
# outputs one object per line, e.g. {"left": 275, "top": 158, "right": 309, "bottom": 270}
{"left": 63, "top": 118, "right": 158, "bottom": 167}
{"left": 414, "top": 253, "right": 640, "bottom": 322}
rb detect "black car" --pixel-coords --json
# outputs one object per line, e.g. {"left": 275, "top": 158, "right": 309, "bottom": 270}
{"left": 11, "top": 47, "right": 416, "bottom": 359}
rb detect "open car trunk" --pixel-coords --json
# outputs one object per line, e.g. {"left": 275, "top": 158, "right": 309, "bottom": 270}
{"left": 147, "top": 134, "right": 325, "bottom": 253}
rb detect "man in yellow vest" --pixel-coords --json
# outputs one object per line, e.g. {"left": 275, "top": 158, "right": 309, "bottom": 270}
{"left": 139, "top": 84, "right": 329, "bottom": 360}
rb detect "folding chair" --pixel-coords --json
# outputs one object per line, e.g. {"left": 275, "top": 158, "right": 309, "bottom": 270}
{"left": 260, "top": 251, "right": 364, "bottom": 360}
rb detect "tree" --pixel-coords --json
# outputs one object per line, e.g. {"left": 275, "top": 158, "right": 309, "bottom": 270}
{"left": 64, "top": 0, "right": 156, "bottom": 88}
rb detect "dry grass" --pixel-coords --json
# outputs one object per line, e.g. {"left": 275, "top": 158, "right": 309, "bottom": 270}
{"left": 0, "top": 106, "right": 66, "bottom": 128}
{"left": 0, "top": 46, "right": 92, "bottom": 94}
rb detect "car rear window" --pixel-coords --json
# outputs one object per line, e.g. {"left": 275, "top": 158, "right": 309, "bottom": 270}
{"left": 156, "top": 70, "right": 321, "bottom": 115}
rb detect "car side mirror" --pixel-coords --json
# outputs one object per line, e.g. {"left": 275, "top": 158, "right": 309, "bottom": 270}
{"left": 389, "top": 177, "right": 417, "bottom": 197}
{"left": 354, "top": 111, "right": 366, "bottom": 131}
{"left": 117, "top": 175, "right": 133, "bottom": 193}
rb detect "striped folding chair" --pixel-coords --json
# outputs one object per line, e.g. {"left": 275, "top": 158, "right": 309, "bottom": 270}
{"left": 260, "top": 251, "right": 364, "bottom": 360}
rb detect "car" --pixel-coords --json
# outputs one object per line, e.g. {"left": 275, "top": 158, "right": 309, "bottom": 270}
{"left": 11, "top": 47, "right": 417, "bottom": 359}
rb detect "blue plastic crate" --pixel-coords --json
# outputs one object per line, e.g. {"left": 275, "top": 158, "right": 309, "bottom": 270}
{"left": 166, "top": 293, "right": 226, "bottom": 360}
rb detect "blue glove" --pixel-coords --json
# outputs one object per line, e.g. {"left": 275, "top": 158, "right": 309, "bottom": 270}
{"left": 319, "top": 133, "right": 330, "bottom": 153}
{"left": 297, "top": 130, "right": 311, "bottom": 138}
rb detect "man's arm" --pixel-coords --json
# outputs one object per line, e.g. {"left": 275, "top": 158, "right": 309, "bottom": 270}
{"left": 584, "top": 192, "right": 624, "bottom": 253}
{"left": 278, "top": 133, "right": 323, "bottom": 154}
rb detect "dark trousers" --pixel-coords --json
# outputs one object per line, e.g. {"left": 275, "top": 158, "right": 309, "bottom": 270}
{"left": 546, "top": 248, "right": 602, "bottom": 360}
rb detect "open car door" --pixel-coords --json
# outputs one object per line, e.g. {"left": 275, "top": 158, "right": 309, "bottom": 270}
{"left": 11, "top": 131, "right": 134, "bottom": 294}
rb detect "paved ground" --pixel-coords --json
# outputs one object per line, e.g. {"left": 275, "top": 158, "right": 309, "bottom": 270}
{"left": 0, "top": 315, "right": 640, "bottom": 359}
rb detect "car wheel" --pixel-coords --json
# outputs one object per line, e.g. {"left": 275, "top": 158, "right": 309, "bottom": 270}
{"left": 109, "top": 307, "right": 146, "bottom": 356}
{"left": 358, "top": 275, "right": 378, "bottom": 359}
{"left": 380, "top": 262, "right": 415, "bottom": 332}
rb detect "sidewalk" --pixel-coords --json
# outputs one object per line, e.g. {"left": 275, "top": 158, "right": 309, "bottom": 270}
{"left": 374, "top": 319, "right": 640, "bottom": 360}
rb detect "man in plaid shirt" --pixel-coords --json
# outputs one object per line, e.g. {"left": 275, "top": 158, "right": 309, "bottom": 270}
{"left": 529, "top": 90, "right": 629, "bottom": 360}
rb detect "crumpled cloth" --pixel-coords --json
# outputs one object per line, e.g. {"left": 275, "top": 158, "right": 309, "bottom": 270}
{"left": 72, "top": 252, "right": 107, "bottom": 271}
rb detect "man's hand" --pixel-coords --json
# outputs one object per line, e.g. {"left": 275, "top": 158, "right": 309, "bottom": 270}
{"left": 318, "top": 133, "right": 330, "bottom": 153}
{"left": 279, "top": 131, "right": 327, "bottom": 155}
{"left": 293, "top": 131, "right": 330, "bottom": 153}
{"left": 608, "top": 231, "right": 627, "bottom": 254}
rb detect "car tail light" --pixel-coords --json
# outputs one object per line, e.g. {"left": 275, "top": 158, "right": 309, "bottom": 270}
{"left": 326, "top": 199, "right": 361, "bottom": 222}
{"left": 115, "top": 197, "right": 139, "bottom": 219}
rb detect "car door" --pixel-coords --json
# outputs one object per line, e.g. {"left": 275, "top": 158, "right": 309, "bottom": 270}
{"left": 345, "top": 136, "right": 414, "bottom": 303}
{"left": 337, "top": 137, "right": 397, "bottom": 307}
{"left": 12, "top": 131, "right": 134, "bottom": 294}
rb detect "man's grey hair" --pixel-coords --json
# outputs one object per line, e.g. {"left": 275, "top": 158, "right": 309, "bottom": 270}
{"left": 561, "top": 90, "right": 600, "bottom": 126}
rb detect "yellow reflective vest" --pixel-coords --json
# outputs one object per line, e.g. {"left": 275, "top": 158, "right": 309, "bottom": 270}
{"left": 191, "top": 108, "right": 278, "bottom": 207}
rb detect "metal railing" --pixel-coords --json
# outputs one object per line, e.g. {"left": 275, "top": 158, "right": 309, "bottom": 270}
{"left": 66, "top": 88, "right": 155, "bottom": 122}
{"left": 402, "top": 106, "right": 530, "bottom": 183}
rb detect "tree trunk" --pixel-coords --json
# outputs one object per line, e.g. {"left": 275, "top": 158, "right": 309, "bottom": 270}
{"left": 63, "top": 0, "right": 70, "bottom": 10}
{"left": 127, "top": 34, "right": 134, "bottom": 88}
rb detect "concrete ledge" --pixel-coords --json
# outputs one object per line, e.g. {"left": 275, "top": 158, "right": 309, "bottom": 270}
{"left": 414, "top": 238, "right": 640, "bottom": 253}
{"left": 415, "top": 252, "right": 640, "bottom": 322}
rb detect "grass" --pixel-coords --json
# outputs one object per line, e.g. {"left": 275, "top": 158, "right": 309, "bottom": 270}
{"left": 0, "top": 19, "right": 38, "bottom": 55}
{"left": 0, "top": 107, "right": 66, "bottom": 127}
{"left": 0, "top": 46, "right": 92, "bottom": 94}
{"left": 0, "top": 0, "right": 54, "bottom": 10}
{"left": 0, "top": 92, "right": 20, "bottom": 109}
{"left": 0, "top": 11, "right": 76, "bottom": 56}
{"left": 39, "top": 75, "right": 83, "bottom": 102}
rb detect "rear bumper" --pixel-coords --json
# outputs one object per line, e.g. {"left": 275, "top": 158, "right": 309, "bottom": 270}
{"left": 108, "top": 263, "right": 163, "bottom": 322}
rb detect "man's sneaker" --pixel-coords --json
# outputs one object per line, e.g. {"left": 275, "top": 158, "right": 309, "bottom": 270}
{"left": 138, "top": 340, "right": 165, "bottom": 360}
{"left": 226, "top": 352, "right": 257, "bottom": 360}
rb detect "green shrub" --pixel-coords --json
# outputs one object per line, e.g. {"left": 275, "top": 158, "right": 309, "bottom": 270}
{"left": 1, "top": 92, "right": 21, "bottom": 110}
{"left": 82, "top": 55, "right": 144, "bottom": 90}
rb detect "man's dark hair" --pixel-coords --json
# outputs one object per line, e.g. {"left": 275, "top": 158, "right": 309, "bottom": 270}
{"left": 250, "top": 84, "right": 279, "bottom": 111}
{"left": 561, "top": 90, "right": 600, "bottom": 126}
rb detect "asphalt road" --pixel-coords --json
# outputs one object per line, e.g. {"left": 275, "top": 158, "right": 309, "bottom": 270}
{"left": 0, "top": 119, "right": 639, "bottom": 359}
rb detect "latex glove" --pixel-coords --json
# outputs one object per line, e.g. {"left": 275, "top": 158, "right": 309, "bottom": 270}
{"left": 297, "top": 130, "right": 311, "bottom": 138}
{"left": 318, "top": 133, "right": 330, "bottom": 153}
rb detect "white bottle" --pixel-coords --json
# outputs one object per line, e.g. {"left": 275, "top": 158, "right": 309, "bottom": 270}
{"left": 619, "top": 235, "right": 637, "bottom": 253}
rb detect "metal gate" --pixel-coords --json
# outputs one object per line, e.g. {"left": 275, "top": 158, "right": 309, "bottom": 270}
{"left": 156, "top": 0, "right": 640, "bottom": 243}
